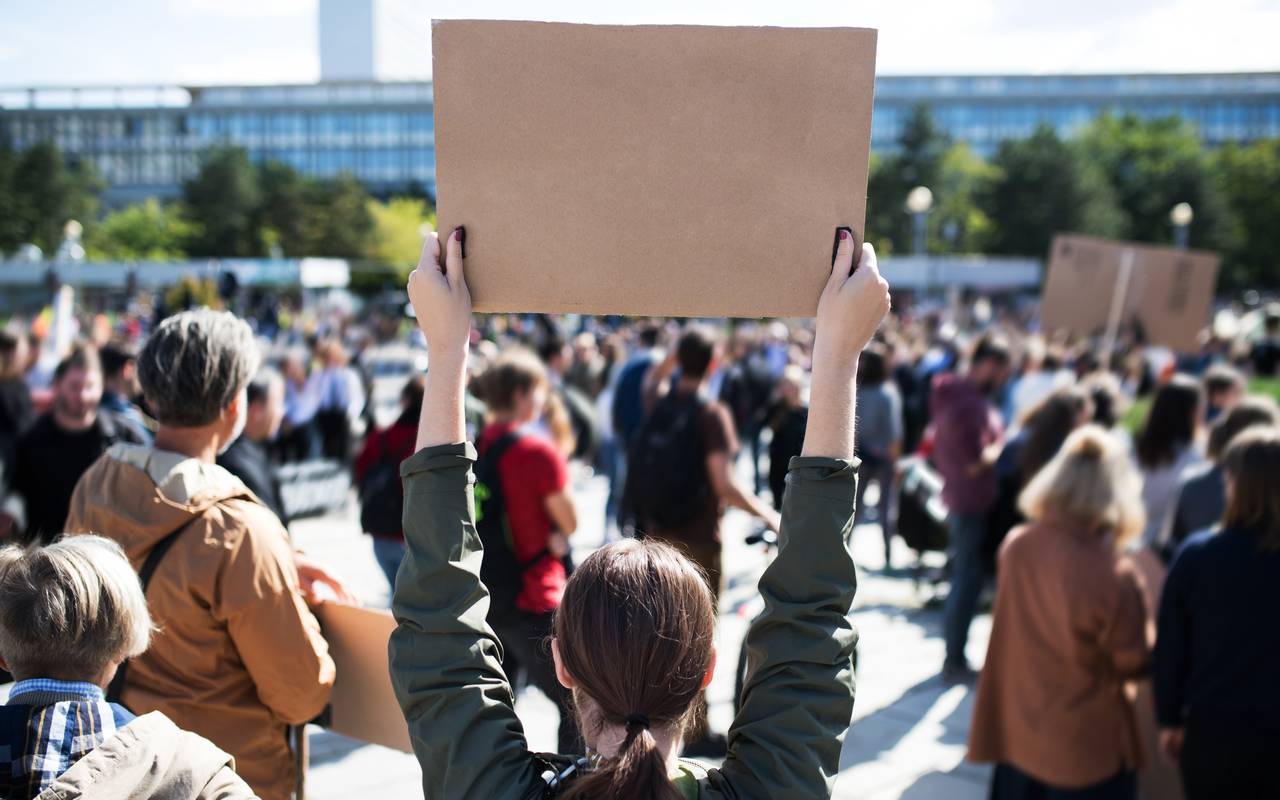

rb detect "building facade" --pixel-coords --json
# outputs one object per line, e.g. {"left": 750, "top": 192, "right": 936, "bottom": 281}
{"left": 2, "top": 71, "right": 1278, "bottom": 205}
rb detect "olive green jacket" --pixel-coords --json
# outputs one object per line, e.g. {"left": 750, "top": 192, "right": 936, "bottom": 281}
{"left": 389, "top": 442, "right": 859, "bottom": 799}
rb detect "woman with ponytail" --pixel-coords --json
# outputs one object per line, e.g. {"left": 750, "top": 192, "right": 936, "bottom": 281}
{"left": 969, "top": 426, "right": 1150, "bottom": 799}
{"left": 389, "top": 225, "right": 888, "bottom": 798}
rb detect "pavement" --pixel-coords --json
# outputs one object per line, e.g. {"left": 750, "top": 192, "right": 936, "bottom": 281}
{"left": 292, "top": 470, "right": 992, "bottom": 800}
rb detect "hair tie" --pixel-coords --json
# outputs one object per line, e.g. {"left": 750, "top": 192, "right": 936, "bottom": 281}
{"left": 624, "top": 713, "right": 651, "bottom": 731}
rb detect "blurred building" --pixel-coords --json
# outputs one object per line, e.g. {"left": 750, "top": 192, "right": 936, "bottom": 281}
{"left": 1, "top": 71, "right": 1277, "bottom": 205}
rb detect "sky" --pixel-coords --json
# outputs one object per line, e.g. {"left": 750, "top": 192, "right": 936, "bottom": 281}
{"left": 1, "top": 0, "right": 1277, "bottom": 88}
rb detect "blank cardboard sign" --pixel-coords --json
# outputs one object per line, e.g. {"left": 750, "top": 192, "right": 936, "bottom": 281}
{"left": 432, "top": 20, "right": 878, "bottom": 317}
{"left": 316, "top": 602, "right": 412, "bottom": 753}
{"left": 1042, "top": 234, "right": 1219, "bottom": 353}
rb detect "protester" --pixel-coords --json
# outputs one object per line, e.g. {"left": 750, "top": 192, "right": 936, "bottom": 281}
{"left": 313, "top": 338, "right": 365, "bottom": 462}
{"left": 767, "top": 364, "right": 809, "bottom": 512}
{"left": 539, "top": 336, "right": 601, "bottom": 463}
{"left": 0, "top": 332, "right": 32, "bottom": 538}
{"left": 473, "top": 346, "right": 581, "bottom": 754}
{"left": 970, "top": 426, "right": 1148, "bottom": 799}
{"left": 1006, "top": 338, "right": 1070, "bottom": 423}
{"left": 1083, "top": 372, "right": 1129, "bottom": 433}
{"left": 1249, "top": 314, "right": 1280, "bottom": 377}
{"left": 10, "top": 345, "right": 145, "bottom": 545}
{"left": 354, "top": 374, "right": 424, "bottom": 588}
{"left": 63, "top": 309, "right": 343, "bottom": 800}
{"left": 1166, "top": 395, "right": 1280, "bottom": 551}
{"left": 99, "top": 341, "right": 152, "bottom": 442}
{"left": 565, "top": 331, "right": 605, "bottom": 398}
{"left": 854, "top": 342, "right": 903, "bottom": 567}
{"left": 389, "top": 225, "right": 886, "bottom": 798}
{"left": 988, "top": 387, "right": 1094, "bottom": 568}
{"left": 634, "top": 324, "right": 781, "bottom": 602}
{"left": 717, "top": 327, "right": 776, "bottom": 495}
{"left": 0, "top": 535, "right": 256, "bottom": 800}
{"left": 1154, "top": 427, "right": 1280, "bottom": 799}
{"left": 609, "top": 324, "right": 661, "bottom": 529}
{"left": 278, "top": 350, "right": 321, "bottom": 462}
{"left": 1132, "top": 376, "right": 1204, "bottom": 551}
{"left": 932, "top": 335, "right": 1011, "bottom": 682}
{"left": 1200, "top": 363, "right": 1244, "bottom": 423}
{"left": 217, "top": 366, "right": 289, "bottom": 523}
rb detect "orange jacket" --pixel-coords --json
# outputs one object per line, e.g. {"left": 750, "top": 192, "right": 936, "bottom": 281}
{"left": 65, "top": 444, "right": 334, "bottom": 800}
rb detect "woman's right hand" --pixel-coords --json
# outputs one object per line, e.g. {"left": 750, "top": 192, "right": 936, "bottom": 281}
{"left": 812, "top": 231, "right": 890, "bottom": 367}
{"left": 408, "top": 226, "right": 472, "bottom": 360}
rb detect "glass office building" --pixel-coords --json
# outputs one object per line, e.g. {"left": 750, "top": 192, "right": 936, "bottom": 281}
{"left": 2, "top": 72, "right": 1277, "bottom": 205}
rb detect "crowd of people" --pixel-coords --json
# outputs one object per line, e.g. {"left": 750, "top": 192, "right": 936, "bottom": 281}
{"left": 0, "top": 223, "right": 1277, "bottom": 798}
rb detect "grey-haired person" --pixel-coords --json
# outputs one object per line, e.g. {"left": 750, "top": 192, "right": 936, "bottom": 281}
{"left": 64, "top": 309, "right": 350, "bottom": 800}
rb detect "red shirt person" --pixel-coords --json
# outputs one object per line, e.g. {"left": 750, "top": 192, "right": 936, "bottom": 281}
{"left": 472, "top": 348, "right": 580, "bottom": 753}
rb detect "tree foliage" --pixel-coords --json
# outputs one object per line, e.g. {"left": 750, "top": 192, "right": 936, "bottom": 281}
{"left": 0, "top": 141, "right": 101, "bottom": 255}
{"left": 980, "top": 125, "right": 1124, "bottom": 256}
{"left": 1078, "top": 114, "right": 1235, "bottom": 255}
{"left": 1213, "top": 139, "right": 1280, "bottom": 290}
{"left": 83, "top": 198, "right": 194, "bottom": 260}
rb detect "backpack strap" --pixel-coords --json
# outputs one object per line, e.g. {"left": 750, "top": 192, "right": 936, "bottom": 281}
{"left": 478, "top": 429, "right": 550, "bottom": 570}
{"left": 105, "top": 520, "right": 191, "bottom": 705}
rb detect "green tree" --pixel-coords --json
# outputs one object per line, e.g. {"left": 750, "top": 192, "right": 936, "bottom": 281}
{"left": 366, "top": 197, "right": 431, "bottom": 266}
{"left": 980, "top": 125, "right": 1124, "bottom": 256}
{"left": 932, "top": 143, "right": 998, "bottom": 253}
{"left": 6, "top": 142, "right": 101, "bottom": 254}
{"left": 866, "top": 105, "right": 950, "bottom": 254}
{"left": 300, "top": 174, "right": 375, "bottom": 258}
{"left": 83, "top": 198, "right": 194, "bottom": 260}
{"left": 254, "top": 160, "right": 312, "bottom": 256}
{"left": 1214, "top": 139, "right": 1280, "bottom": 289}
{"left": 182, "top": 146, "right": 262, "bottom": 257}
{"left": 1078, "top": 114, "right": 1235, "bottom": 253}
{"left": 0, "top": 143, "right": 22, "bottom": 254}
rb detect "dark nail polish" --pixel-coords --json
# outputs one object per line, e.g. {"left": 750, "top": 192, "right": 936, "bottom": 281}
{"left": 455, "top": 225, "right": 466, "bottom": 259}
{"left": 832, "top": 226, "right": 853, "bottom": 266}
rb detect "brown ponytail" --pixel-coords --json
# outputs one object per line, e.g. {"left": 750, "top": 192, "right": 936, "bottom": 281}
{"left": 555, "top": 539, "right": 716, "bottom": 800}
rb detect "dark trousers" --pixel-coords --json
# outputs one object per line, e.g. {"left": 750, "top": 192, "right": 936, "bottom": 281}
{"left": 1180, "top": 718, "right": 1280, "bottom": 799}
{"left": 943, "top": 512, "right": 988, "bottom": 668}
{"left": 491, "top": 610, "right": 582, "bottom": 754}
{"left": 991, "top": 764, "right": 1136, "bottom": 800}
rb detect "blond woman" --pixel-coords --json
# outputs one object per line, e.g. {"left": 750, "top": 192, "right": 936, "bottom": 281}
{"left": 969, "top": 425, "right": 1149, "bottom": 799}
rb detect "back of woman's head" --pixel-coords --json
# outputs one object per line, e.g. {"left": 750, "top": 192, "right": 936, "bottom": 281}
{"left": 1221, "top": 426, "right": 1280, "bottom": 551}
{"left": 1135, "top": 375, "right": 1203, "bottom": 469}
{"left": 1017, "top": 387, "right": 1093, "bottom": 484}
{"left": 554, "top": 539, "right": 716, "bottom": 800}
{"left": 1019, "top": 425, "right": 1145, "bottom": 545}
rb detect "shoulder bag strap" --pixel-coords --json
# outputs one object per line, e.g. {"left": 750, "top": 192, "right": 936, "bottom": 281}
{"left": 105, "top": 520, "right": 191, "bottom": 705}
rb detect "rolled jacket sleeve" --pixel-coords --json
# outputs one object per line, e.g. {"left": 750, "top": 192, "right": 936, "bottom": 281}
{"left": 388, "top": 442, "right": 544, "bottom": 800}
{"left": 709, "top": 455, "right": 860, "bottom": 799}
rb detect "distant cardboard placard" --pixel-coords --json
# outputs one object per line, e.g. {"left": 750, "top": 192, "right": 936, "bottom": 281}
{"left": 431, "top": 20, "right": 878, "bottom": 318}
{"left": 316, "top": 602, "right": 412, "bottom": 753}
{"left": 1042, "top": 234, "right": 1220, "bottom": 352}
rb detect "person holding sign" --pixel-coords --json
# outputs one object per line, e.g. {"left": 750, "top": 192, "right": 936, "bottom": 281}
{"left": 389, "top": 226, "right": 888, "bottom": 798}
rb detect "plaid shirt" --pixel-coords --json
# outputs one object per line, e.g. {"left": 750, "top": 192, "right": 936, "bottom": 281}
{"left": 0, "top": 679, "right": 135, "bottom": 800}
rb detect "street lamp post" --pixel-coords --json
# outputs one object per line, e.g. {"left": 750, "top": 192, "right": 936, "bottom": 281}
{"left": 905, "top": 185, "right": 933, "bottom": 293}
{"left": 1170, "top": 202, "right": 1194, "bottom": 250}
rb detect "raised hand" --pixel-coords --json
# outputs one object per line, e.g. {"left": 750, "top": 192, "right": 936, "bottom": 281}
{"left": 814, "top": 230, "right": 890, "bottom": 365}
{"left": 408, "top": 226, "right": 473, "bottom": 450}
{"left": 802, "top": 228, "right": 891, "bottom": 460}
{"left": 407, "top": 227, "right": 472, "bottom": 360}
